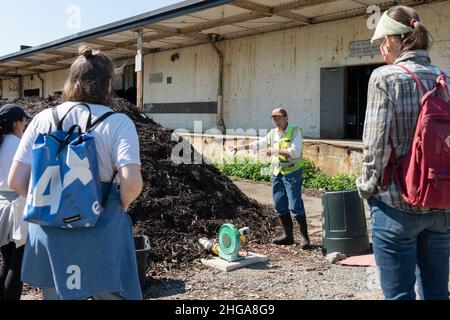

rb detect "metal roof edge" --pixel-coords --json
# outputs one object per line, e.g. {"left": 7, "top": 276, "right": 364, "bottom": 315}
{"left": 0, "top": 0, "right": 233, "bottom": 64}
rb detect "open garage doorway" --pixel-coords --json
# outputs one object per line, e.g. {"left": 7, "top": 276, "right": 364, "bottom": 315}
{"left": 114, "top": 64, "right": 137, "bottom": 105}
{"left": 320, "top": 64, "right": 383, "bottom": 140}
{"left": 345, "top": 64, "right": 383, "bottom": 139}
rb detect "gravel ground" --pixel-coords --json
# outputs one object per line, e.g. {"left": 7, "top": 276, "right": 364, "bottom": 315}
{"left": 21, "top": 249, "right": 384, "bottom": 301}
{"left": 143, "top": 242, "right": 384, "bottom": 300}
{"left": 21, "top": 179, "right": 449, "bottom": 301}
{"left": 141, "top": 178, "right": 385, "bottom": 300}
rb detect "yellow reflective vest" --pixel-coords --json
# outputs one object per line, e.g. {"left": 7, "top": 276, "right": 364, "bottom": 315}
{"left": 268, "top": 126, "right": 304, "bottom": 176}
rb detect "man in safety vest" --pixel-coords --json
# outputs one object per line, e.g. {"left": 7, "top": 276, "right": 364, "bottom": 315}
{"left": 230, "top": 107, "right": 310, "bottom": 249}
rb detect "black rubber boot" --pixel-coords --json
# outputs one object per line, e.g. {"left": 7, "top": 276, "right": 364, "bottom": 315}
{"left": 296, "top": 214, "right": 311, "bottom": 250}
{"left": 272, "top": 214, "right": 294, "bottom": 245}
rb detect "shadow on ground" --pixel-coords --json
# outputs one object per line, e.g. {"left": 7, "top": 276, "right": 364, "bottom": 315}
{"left": 143, "top": 278, "right": 186, "bottom": 299}
{"left": 247, "top": 263, "right": 282, "bottom": 271}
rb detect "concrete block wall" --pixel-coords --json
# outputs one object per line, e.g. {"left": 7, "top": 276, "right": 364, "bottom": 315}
{"left": 177, "top": 132, "right": 363, "bottom": 176}
{"left": 303, "top": 141, "right": 363, "bottom": 176}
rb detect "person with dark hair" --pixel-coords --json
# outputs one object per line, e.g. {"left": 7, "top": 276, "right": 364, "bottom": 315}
{"left": 0, "top": 104, "right": 30, "bottom": 300}
{"left": 230, "top": 107, "right": 310, "bottom": 249}
{"left": 357, "top": 6, "right": 450, "bottom": 300}
{"left": 8, "top": 47, "right": 144, "bottom": 300}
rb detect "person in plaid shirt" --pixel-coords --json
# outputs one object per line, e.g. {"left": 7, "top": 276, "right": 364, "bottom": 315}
{"left": 357, "top": 5, "right": 450, "bottom": 300}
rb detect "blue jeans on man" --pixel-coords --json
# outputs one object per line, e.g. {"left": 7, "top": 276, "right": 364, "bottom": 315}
{"left": 272, "top": 169, "right": 306, "bottom": 219}
{"left": 271, "top": 169, "right": 310, "bottom": 248}
{"left": 368, "top": 198, "right": 450, "bottom": 300}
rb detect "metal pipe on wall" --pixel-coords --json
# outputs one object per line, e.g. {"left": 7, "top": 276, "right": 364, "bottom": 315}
{"left": 37, "top": 73, "right": 45, "bottom": 98}
{"left": 136, "top": 28, "right": 144, "bottom": 110}
{"left": 211, "top": 36, "right": 225, "bottom": 133}
{"left": 18, "top": 76, "right": 23, "bottom": 99}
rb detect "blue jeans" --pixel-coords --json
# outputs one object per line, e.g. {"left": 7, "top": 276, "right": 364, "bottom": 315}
{"left": 42, "top": 287, "right": 124, "bottom": 300}
{"left": 272, "top": 169, "right": 305, "bottom": 219}
{"left": 368, "top": 198, "right": 450, "bottom": 300}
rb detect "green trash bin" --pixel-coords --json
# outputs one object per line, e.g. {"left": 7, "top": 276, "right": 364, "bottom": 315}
{"left": 322, "top": 190, "right": 371, "bottom": 255}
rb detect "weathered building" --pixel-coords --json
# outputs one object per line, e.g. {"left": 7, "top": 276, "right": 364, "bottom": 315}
{"left": 1, "top": 0, "right": 449, "bottom": 140}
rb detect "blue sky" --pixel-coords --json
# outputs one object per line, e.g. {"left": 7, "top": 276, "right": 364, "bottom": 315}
{"left": 0, "top": 0, "right": 181, "bottom": 57}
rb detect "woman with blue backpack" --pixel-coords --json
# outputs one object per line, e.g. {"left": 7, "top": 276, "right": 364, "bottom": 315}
{"left": 0, "top": 104, "right": 30, "bottom": 300}
{"left": 357, "top": 5, "right": 450, "bottom": 300}
{"left": 8, "top": 47, "right": 144, "bottom": 300}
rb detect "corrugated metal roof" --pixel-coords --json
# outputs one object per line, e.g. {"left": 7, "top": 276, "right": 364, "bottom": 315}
{"left": 0, "top": 0, "right": 444, "bottom": 79}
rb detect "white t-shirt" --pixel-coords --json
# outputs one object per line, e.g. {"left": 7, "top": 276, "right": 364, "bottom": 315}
{"left": 0, "top": 134, "right": 20, "bottom": 191}
{"left": 14, "top": 102, "right": 141, "bottom": 182}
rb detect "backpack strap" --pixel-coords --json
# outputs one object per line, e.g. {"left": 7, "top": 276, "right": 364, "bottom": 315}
{"left": 55, "top": 124, "right": 83, "bottom": 159}
{"left": 382, "top": 67, "right": 421, "bottom": 191}
{"left": 397, "top": 65, "right": 428, "bottom": 94}
{"left": 382, "top": 66, "right": 443, "bottom": 192}
{"left": 437, "top": 72, "right": 450, "bottom": 99}
{"left": 57, "top": 103, "right": 92, "bottom": 131}
{"left": 102, "top": 170, "right": 118, "bottom": 207}
{"left": 87, "top": 112, "right": 116, "bottom": 133}
{"left": 88, "top": 111, "right": 118, "bottom": 207}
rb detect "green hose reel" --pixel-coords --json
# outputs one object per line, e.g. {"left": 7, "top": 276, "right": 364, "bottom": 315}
{"left": 217, "top": 224, "right": 244, "bottom": 262}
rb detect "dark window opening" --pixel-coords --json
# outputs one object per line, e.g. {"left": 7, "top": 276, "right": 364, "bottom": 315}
{"left": 345, "top": 64, "right": 383, "bottom": 139}
{"left": 321, "top": 64, "right": 383, "bottom": 140}
{"left": 24, "top": 89, "right": 40, "bottom": 97}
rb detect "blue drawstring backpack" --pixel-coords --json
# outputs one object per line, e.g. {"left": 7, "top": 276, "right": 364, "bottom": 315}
{"left": 24, "top": 103, "right": 116, "bottom": 228}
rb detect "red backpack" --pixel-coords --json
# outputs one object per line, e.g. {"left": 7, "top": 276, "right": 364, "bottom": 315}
{"left": 382, "top": 65, "right": 450, "bottom": 209}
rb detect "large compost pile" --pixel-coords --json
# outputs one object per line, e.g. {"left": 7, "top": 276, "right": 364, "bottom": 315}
{"left": 2, "top": 96, "right": 278, "bottom": 273}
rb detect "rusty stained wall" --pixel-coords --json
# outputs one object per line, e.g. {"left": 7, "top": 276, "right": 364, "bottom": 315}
{"left": 21, "top": 75, "right": 42, "bottom": 94}
{"left": 424, "top": 3, "right": 450, "bottom": 71}
{"left": 1, "top": 1, "right": 447, "bottom": 135}
{"left": 221, "top": 1, "right": 450, "bottom": 138}
{"left": 1, "top": 78, "right": 19, "bottom": 100}
{"left": 138, "top": 0, "right": 449, "bottom": 135}
{"left": 221, "top": 18, "right": 380, "bottom": 137}
{"left": 143, "top": 44, "right": 220, "bottom": 131}
{"left": 2, "top": 68, "right": 69, "bottom": 99}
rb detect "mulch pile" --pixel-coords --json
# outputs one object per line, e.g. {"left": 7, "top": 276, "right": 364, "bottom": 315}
{"left": 2, "top": 96, "right": 278, "bottom": 274}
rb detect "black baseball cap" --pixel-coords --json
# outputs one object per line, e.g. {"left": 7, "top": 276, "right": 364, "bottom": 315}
{"left": 0, "top": 104, "right": 31, "bottom": 122}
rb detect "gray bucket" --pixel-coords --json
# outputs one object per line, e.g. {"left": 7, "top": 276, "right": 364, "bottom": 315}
{"left": 134, "top": 235, "right": 151, "bottom": 288}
